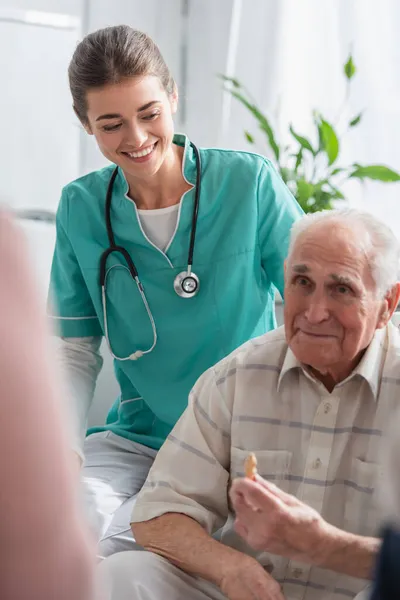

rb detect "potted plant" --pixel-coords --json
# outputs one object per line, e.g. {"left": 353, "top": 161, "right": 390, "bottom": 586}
{"left": 221, "top": 56, "right": 400, "bottom": 213}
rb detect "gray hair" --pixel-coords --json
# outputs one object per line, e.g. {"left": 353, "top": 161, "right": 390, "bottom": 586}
{"left": 287, "top": 208, "right": 400, "bottom": 296}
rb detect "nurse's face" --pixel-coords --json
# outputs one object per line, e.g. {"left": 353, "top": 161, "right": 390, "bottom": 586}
{"left": 84, "top": 76, "right": 177, "bottom": 180}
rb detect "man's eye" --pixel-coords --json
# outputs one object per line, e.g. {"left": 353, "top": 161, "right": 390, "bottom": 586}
{"left": 336, "top": 285, "right": 351, "bottom": 295}
{"left": 296, "top": 277, "right": 309, "bottom": 287}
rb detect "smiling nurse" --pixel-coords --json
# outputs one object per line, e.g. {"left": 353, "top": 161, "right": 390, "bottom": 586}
{"left": 49, "top": 25, "right": 303, "bottom": 558}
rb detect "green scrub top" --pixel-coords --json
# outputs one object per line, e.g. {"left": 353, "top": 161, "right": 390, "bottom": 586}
{"left": 49, "top": 133, "right": 303, "bottom": 450}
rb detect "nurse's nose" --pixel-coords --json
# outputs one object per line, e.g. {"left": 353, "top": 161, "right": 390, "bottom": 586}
{"left": 127, "top": 122, "right": 148, "bottom": 149}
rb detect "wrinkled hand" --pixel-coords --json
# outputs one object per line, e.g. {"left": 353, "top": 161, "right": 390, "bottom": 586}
{"left": 230, "top": 475, "right": 329, "bottom": 564}
{"left": 220, "top": 556, "right": 284, "bottom": 600}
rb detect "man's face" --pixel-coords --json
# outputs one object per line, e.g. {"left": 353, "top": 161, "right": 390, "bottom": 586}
{"left": 284, "top": 222, "right": 393, "bottom": 382}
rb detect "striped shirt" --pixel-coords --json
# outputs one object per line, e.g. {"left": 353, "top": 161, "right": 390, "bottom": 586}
{"left": 132, "top": 323, "right": 400, "bottom": 599}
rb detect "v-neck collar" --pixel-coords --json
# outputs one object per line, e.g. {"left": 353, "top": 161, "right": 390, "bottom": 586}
{"left": 115, "top": 133, "right": 197, "bottom": 205}
{"left": 110, "top": 134, "right": 198, "bottom": 265}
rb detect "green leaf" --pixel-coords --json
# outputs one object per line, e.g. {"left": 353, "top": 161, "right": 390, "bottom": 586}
{"left": 349, "top": 165, "right": 400, "bottom": 182}
{"left": 296, "top": 179, "right": 314, "bottom": 203}
{"left": 344, "top": 55, "right": 356, "bottom": 80}
{"left": 219, "top": 74, "right": 241, "bottom": 88}
{"left": 289, "top": 125, "right": 315, "bottom": 154}
{"left": 331, "top": 167, "right": 345, "bottom": 176}
{"left": 314, "top": 191, "right": 335, "bottom": 211}
{"left": 280, "top": 167, "right": 291, "bottom": 183}
{"left": 329, "top": 186, "right": 345, "bottom": 199}
{"left": 231, "top": 90, "right": 280, "bottom": 161}
{"left": 319, "top": 119, "right": 340, "bottom": 165}
{"left": 349, "top": 112, "right": 363, "bottom": 127}
{"left": 294, "top": 148, "right": 303, "bottom": 172}
{"left": 313, "top": 111, "right": 324, "bottom": 152}
{"left": 244, "top": 131, "right": 254, "bottom": 143}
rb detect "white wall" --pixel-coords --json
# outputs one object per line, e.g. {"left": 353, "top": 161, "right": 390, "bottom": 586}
{"left": 0, "top": 2, "right": 82, "bottom": 213}
{"left": 0, "top": 0, "right": 82, "bottom": 15}
{"left": 183, "top": 0, "right": 282, "bottom": 149}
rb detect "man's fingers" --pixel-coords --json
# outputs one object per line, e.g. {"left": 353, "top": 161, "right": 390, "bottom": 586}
{"left": 231, "top": 478, "right": 286, "bottom": 513}
{"left": 254, "top": 474, "right": 297, "bottom": 504}
{"left": 234, "top": 492, "right": 264, "bottom": 524}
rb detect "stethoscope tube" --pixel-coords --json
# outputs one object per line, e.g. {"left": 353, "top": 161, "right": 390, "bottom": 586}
{"left": 100, "top": 142, "right": 201, "bottom": 361}
{"left": 187, "top": 142, "right": 201, "bottom": 270}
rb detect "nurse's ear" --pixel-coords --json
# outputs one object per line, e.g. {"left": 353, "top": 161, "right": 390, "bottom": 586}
{"left": 169, "top": 84, "right": 179, "bottom": 115}
{"left": 73, "top": 105, "right": 93, "bottom": 135}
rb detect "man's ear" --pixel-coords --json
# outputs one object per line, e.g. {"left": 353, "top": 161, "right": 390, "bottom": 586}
{"left": 377, "top": 283, "right": 400, "bottom": 328}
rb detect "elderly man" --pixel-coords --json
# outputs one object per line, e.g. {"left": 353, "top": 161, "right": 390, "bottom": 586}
{"left": 100, "top": 209, "right": 400, "bottom": 600}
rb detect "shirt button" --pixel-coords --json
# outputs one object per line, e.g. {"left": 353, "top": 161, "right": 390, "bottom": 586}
{"left": 324, "top": 402, "right": 332, "bottom": 414}
{"left": 312, "top": 458, "right": 322, "bottom": 469}
{"left": 293, "top": 568, "right": 303, "bottom": 579}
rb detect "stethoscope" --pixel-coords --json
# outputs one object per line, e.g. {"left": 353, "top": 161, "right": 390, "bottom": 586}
{"left": 99, "top": 142, "right": 201, "bottom": 361}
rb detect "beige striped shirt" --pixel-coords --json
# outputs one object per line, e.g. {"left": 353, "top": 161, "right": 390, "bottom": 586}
{"left": 132, "top": 323, "right": 400, "bottom": 599}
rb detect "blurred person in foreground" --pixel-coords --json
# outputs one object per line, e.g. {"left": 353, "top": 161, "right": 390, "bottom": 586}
{"left": 0, "top": 211, "right": 94, "bottom": 600}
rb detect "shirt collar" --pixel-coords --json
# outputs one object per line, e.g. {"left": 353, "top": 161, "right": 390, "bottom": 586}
{"left": 175, "top": 132, "right": 197, "bottom": 186}
{"left": 277, "top": 326, "right": 387, "bottom": 400}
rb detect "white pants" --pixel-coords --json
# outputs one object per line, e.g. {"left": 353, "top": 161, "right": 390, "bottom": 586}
{"left": 98, "top": 552, "right": 372, "bottom": 600}
{"left": 82, "top": 431, "right": 157, "bottom": 558}
{"left": 99, "top": 550, "right": 227, "bottom": 600}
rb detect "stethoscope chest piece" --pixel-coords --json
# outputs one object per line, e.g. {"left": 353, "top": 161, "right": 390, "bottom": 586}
{"left": 174, "top": 270, "right": 200, "bottom": 298}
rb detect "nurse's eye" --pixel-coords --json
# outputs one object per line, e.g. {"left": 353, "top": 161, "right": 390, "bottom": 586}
{"left": 102, "top": 123, "right": 122, "bottom": 132}
{"left": 142, "top": 111, "right": 160, "bottom": 121}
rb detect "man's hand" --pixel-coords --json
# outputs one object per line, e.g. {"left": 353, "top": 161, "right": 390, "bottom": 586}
{"left": 230, "top": 475, "right": 330, "bottom": 563}
{"left": 219, "top": 556, "right": 284, "bottom": 600}
{"left": 230, "top": 475, "right": 379, "bottom": 579}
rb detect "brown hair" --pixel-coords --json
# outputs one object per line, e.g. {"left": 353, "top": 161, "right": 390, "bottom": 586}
{"left": 68, "top": 25, "right": 175, "bottom": 124}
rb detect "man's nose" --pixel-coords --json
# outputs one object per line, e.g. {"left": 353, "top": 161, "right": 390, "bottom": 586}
{"left": 304, "top": 293, "right": 330, "bottom": 324}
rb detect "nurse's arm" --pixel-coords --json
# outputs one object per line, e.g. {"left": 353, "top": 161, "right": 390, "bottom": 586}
{"left": 49, "top": 191, "right": 104, "bottom": 462}
{"left": 57, "top": 335, "right": 103, "bottom": 462}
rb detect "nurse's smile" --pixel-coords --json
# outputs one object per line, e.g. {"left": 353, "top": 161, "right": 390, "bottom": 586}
{"left": 121, "top": 141, "right": 158, "bottom": 164}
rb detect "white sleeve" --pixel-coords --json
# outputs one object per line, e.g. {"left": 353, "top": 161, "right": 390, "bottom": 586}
{"left": 56, "top": 336, "right": 103, "bottom": 460}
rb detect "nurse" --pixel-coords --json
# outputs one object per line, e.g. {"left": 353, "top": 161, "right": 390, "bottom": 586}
{"left": 49, "top": 25, "right": 302, "bottom": 558}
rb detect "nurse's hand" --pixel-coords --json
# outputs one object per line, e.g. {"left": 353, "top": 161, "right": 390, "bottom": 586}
{"left": 219, "top": 556, "right": 284, "bottom": 600}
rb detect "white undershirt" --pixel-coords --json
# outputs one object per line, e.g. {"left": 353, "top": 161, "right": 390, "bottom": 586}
{"left": 137, "top": 204, "right": 180, "bottom": 251}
